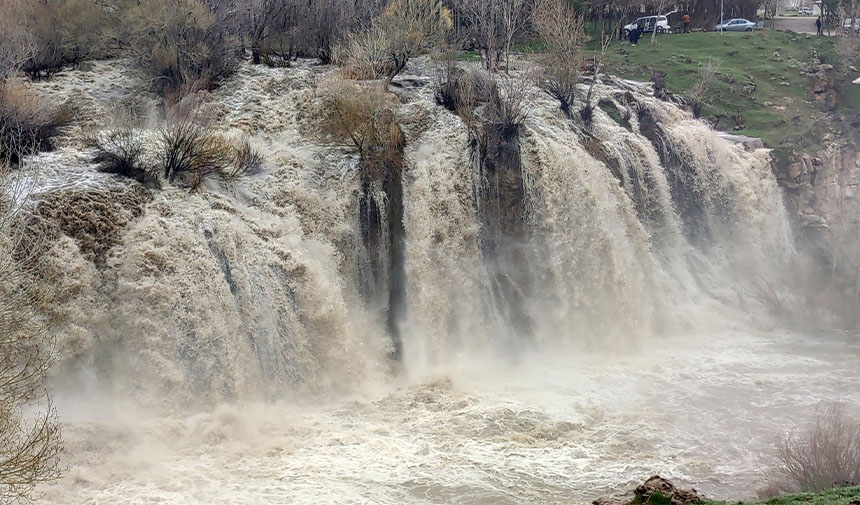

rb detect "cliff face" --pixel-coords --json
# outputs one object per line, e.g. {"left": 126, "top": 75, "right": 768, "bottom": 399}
{"left": 775, "top": 144, "right": 860, "bottom": 293}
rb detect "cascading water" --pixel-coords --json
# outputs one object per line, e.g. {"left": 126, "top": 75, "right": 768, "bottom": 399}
{"left": 12, "top": 60, "right": 858, "bottom": 504}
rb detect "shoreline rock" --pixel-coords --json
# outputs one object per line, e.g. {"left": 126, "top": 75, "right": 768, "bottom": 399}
{"left": 594, "top": 476, "right": 703, "bottom": 505}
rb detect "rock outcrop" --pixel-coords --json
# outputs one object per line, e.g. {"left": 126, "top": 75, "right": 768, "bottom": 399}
{"left": 594, "top": 476, "right": 704, "bottom": 505}
{"left": 773, "top": 145, "right": 860, "bottom": 273}
{"left": 807, "top": 63, "right": 838, "bottom": 111}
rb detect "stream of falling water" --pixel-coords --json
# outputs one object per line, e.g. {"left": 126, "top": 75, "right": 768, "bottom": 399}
{"left": 16, "top": 60, "right": 859, "bottom": 504}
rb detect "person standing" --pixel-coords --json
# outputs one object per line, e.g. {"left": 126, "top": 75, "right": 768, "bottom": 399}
{"left": 629, "top": 25, "right": 642, "bottom": 45}
{"left": 816, "top": 16, "right": 822, "bottom": 36}
{"left": 682, "top": 12, "right": 691, "bottom": 33}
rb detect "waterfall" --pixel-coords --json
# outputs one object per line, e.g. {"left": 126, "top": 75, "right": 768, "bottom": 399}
{"left": 15, "top": 62, "right": 796, "bottom": 404}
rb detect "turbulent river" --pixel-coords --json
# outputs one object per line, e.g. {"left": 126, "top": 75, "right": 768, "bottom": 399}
{"left": 18, "top": 59, "right": 860, "bottom": 504}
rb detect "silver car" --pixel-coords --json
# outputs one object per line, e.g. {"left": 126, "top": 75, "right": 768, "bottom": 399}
{"left": 715, "top": 18, "right": 758, "bottom": 31}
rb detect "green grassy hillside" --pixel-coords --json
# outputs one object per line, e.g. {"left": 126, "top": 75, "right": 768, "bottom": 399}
{"left": 598, "top": 30, "right": 860, "bottom": 155}
{"left": 706, "top": 486, "right": 860, "bottom": 505}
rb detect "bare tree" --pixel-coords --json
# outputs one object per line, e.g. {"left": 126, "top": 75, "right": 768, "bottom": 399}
{"left": 377, "top": 0, "right": 453, "bottom": 90}
{"left": 689, "top": 58, "right": 720, "bottom": 118}
{"left": 238, "top": 0, "right": 296, "bottom": 65}
{"left": 0, "top": 1, "right": 34, "bottom": 82}
{"left": 455, "top": 0, "right": 503, "bottom": 72}
{"left": 454, "top": 0, "right": 531, "bottom": 72}
{"left": 581, "top": 18, "right": 621, "bottom": 124}
{"left": 647, "top": 0, "right": 672, "bottom": 46}
{"left": 0, "top": 159, "right": 62, "bottom": 503}
{"left": 532, "top": 0, "right": 588, "bottom": 116}
{"left": 499, "top": 0, "right": 532, "bottom": 72}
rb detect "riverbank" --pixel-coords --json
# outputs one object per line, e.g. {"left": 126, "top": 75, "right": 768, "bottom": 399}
{"left": 710, "top": 486, "right": 860, "bottom": 505}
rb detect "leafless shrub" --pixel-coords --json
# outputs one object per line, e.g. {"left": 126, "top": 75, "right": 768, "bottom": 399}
{"left": 0, "top": 79, "right": 72, "bottom": 164}
{"left": 0, "top": 161, "right": 63, "bottom": 503}
{"left": 772, "top": 404, "right": 860, "bottom": 492}
{"left": 159, "top": 121, "right": 231, "bottom": 191}
{"left": 689, "top": 59, "right": 720, "bottom": 119}
{"left": 319, "top": 78, "right": 405, "bottom": 175}
{"left": 448, "top": 71, "right": 529, "bottom": 174}
{"left": 6, "top": 0, "right": 123, "bottom": 79}
{"left": 84, "top": 128, "right": 160, "bottom": 188}
{"left": 227, "top": 138, "right": 264, "bottom": 179}
{"left": 334, "top": 0, "right": 452, "bottom": 88}
{"left": 434, "top": 47, "right": 467, "bottom": 110}
{"left": 158, "top": 117, "right": 262, "bottom": 191}
{"left": 127, "top": 0, "right": 239, "bottom": 100}
{"left": 485, "top": 75, "right": 530, "bottom": 135}
{"left": 334, "top": 29, "right": 395, "bottom": 80}
{"left": 532, "top": 0, "right": 587, "bottom": 116}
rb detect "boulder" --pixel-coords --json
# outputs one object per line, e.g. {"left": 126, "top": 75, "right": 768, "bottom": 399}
{"left": 594, "top": 476, "right": 703, "bottom": 505}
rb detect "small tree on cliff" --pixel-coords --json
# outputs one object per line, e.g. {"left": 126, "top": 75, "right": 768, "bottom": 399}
{"left": 532, "top": 0, "right": 587, "bottom": 116}
{"left": 377, "top": 0, "right": 453, "bottom": 91}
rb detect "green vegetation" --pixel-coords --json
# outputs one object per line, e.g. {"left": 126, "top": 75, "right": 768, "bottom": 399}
{"left": 705, "top": 486, "right": 860, "bottom": 505}
{"left": 598, "top": 30, "right": 860, "bottom": 154}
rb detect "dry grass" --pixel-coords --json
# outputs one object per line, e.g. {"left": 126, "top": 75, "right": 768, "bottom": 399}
{"left": 0, "top": 79, "right": 71, "bottom": 164}
{"left": 772, "top": 404, "right": 860, "bottom": 493}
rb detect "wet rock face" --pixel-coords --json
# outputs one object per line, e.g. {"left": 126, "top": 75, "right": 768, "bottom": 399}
{"left": 593, "top": 476, "right": 703, "bottom": 505}
{"left": 774, "top": 146, "right": 860, "bottom": 269}
{"left": 807, "top": 63, "right": 838, "bottom": 111}
{"left": 474, "top": 124, "right": 534, "bottom": 338}
{"left": 358, "top": 138, "right": 407, "bottom": 359}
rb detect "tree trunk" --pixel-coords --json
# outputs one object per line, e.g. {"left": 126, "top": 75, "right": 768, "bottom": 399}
{"left": 383, "top": 56, "right": 408, "bottom": 92}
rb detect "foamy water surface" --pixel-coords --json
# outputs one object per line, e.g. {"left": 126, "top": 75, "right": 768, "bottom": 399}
{"left": 43, "top": 331, "right": 860, "bottom": 505}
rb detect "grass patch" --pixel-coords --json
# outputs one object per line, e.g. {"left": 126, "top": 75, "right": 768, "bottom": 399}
{"left": 704, "top": 486, "right": 860, "bottom": 505}
{"left": 458, "top": 50, "right": 482, "bottom": 62}
{"left": 596, "top": 30, "right": 860, "bottom": 154}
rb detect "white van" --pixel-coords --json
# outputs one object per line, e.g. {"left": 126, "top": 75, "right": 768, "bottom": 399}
{"left": 624, "top": 16, "right": 671, "bottom": 35}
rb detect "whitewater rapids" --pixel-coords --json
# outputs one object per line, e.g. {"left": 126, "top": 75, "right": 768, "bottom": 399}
{"left": 45, "top": 332, "right": 860, "bottom": 504}
{"left": 15, "top": 58, "right": 860, "bottom": 503}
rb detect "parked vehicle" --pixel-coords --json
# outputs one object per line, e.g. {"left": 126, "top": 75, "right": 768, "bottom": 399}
{"left": 844, "top": 18, "right": 860, "bottom": 32}
{"left": 714, "top": 18, "right": 758, "bottom": 31}
{"left": 798, "top": 7, "right": 814, "bottom": 16}
{"left": 624, "top": 16, "right": 670, "bottom": 36}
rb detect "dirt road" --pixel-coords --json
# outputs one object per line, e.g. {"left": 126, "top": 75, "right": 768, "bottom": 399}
{"left": 771, "top": 16, "right": 825, "bottom": 34}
